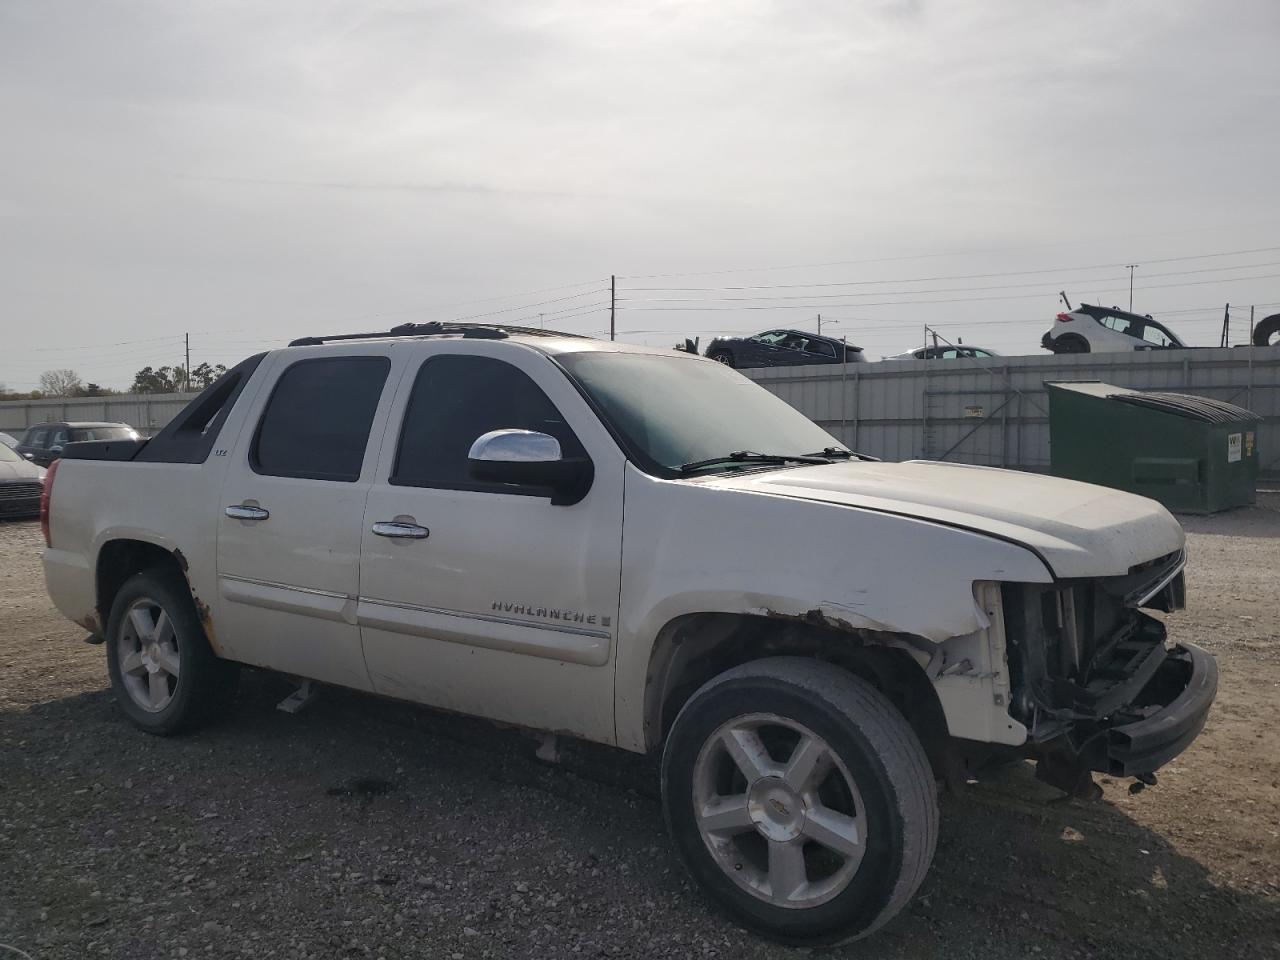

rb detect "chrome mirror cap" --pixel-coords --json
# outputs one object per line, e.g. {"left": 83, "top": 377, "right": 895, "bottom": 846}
{"left": 468, "top": 429, "right": 563, "bottom": 464}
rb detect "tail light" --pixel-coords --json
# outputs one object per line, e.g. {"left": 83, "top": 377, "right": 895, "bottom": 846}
{"left": 40, "top": 458, "right": 60, "bottom": 547}
{"left": 1055, "top": 313, "right": 1072, "bottom": 322}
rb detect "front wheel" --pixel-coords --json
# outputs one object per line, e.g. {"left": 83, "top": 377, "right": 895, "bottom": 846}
{"left": 105, "top": 569, "right": 238, "bottom": 735}
{"left": 661, "top": 658, "right": 937, "bottom": 946}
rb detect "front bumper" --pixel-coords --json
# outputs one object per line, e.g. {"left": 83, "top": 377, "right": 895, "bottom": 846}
{"left": 1103, "top": 641, "right": 1217, "bottom": 776}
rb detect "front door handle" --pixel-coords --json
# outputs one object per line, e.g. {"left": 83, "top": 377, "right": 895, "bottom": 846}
{"left": 225, "top": 504, "right": 270, "bottom": 521}
{"left": 372, "top": 521, "right": 430, "bottom": 540}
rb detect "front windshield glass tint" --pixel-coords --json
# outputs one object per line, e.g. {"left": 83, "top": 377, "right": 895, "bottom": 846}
{"left": 557, "top": 351, "right": 843, "bottom": 474}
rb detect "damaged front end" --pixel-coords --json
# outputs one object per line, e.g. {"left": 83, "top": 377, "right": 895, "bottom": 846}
{"left": 1001, "top": 550, "right": 1217, "bottom": 796}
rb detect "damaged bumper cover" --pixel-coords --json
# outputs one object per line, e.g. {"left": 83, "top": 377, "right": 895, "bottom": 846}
{"left": 1104, "top": 641, "right": 1216, "bottom": 776}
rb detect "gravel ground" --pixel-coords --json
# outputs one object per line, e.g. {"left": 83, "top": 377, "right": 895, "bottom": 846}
{"left": 1, "top": 500, "right": 1278, "bottom": 960}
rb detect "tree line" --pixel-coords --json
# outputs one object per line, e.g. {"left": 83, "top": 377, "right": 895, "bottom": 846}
{"left": 0, "top": 364, "right": 228, "bottom": 401}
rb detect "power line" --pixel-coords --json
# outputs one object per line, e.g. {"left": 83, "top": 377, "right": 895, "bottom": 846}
{"left": 616, "top": 239, "right": 1280, "bottom": 281}
{"left": 619, "top": 261, "right": 1280, "bottom": 304}
{"left": 618, "top": 255, "right": 1280, "bottom": 294}
{"left": 352, "top": 278, "right": 607, "bottom": 321}
{"left": 616, "top": 271, "right": 1280, "bottom": 311}
{"left": 449, "top": 287, "right": 609, "bottom": 323}
{"left": 26, "top": 334, "right": 186, "bottom": 353}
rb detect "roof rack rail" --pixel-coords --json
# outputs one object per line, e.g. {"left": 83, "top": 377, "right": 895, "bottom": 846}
{"left": 288, "top": 321, "right": 593, "bottom": 348}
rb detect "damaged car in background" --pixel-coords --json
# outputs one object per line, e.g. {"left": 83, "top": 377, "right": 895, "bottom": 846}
{"left": 41, "top": 322, "right": 1214, "bottom": 946}
{"left": 702, "top": 328, "right": 865, "bottom": 368}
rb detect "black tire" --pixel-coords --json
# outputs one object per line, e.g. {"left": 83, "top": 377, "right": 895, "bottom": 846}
{"left": 1054, "top": 335, "right": 1089, "bottom": 354}
{"left": 1253, "top": 312, "right": 1280, "bottom": 347}
{"left": 105, "top": 568, "right": 238, "bottom": 735}
{"left": 708, "top": 349, "right": 736, "bottom": 367}
{"left": 661, "top": 657, "right": 937, "bottom": 946}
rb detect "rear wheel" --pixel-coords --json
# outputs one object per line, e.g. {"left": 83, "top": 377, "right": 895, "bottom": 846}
{"left": 708, "top": 349, "right": 736, "bottom": 367}
{"left": 105, "top": 569, "right": 238, "bottom": 735}
{"left": 661, "top": 657, "right": 937, "bottom": 946}
{"left": 1054, "top": 334, "right": 1089, "bottom": 354}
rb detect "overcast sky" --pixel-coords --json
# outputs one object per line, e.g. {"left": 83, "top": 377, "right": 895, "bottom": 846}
{"left": 2, "top": 0, "right": 1279, "bottom": 388}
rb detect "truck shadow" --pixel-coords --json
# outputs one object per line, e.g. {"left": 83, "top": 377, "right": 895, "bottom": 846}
{"left": 6, "top": 673, "right": 1277, "bottom": 960}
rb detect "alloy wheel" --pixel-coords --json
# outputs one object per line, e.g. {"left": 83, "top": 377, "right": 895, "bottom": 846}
{"left": 691, "top": 713, "right": 866, "bottom": 908}
{"left": 116, "top": 597, "right": 181, "bottom": 713}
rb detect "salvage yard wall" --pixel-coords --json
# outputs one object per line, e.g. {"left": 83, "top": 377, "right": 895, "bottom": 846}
{"left": 744, "top": 346, "right": 1280, "bottom": 481}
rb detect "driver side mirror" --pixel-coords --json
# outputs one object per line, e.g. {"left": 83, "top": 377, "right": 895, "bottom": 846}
{"left": 467, "top": 429, "right": 593, "bottom": 506}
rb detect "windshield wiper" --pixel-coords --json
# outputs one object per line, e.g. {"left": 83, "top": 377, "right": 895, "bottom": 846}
{"left": 679, "top": 450, "right": 832, "bottom": 474}
{"left": 807, "top": 447, "right": 854, "bottom": 459}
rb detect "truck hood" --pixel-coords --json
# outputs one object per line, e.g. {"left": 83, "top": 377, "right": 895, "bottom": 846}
{"left": 703, "top": 460, "right": 1184, "bottom": 578}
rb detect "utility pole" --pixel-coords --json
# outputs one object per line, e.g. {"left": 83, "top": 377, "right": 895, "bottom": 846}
{"left": 609, "top": 275, "right": 616, "bottom": 342}
{"left": 816, "top": 314, "right": 823, "bottom": 335}
{"left": 1220, "top": 303, "right": 1231, "bottom": 348}
{"left": 1126, "top": 265, "right": 1139, "bottom": 312}
{"left": 840, "top": 336, "right": 848, "bottom": 442}
{"left": 184, "top": 332, "right": 191, "bottom": 392}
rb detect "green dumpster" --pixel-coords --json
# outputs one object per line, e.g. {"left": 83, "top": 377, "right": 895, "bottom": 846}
{"left": 1045, "top": 381, "right": 1262, "bottom": 514}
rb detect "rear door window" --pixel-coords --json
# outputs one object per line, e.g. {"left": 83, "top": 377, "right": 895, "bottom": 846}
{"left": 251, "top": 356, "right": 390, "bottom": 482}
{"left": 392, "top": 355, "right": 583, "bottom": 492}
{"left": 806, "top": 340, "right": 837, "bottom": 358}
{"left": 1097, "top": 314, "right": 1137, "bottom": 336}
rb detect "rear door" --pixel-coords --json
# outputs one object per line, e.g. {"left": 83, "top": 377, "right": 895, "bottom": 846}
{"left": 356, "top": 342, "right": 625, "bottom": 742}
{"left": 215, "top": 347, "right": 399, "bottom": 688}
{"left": 743, "top": 332, "right": 790, "bottom": 367}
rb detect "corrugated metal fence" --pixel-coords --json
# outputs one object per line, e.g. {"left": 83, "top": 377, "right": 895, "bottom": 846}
{"left": 744, "top": 346, "right": 1280, "bottom": 479}
{"left": 0, "top": 393, "right": 190, "bottom": 437}
{"left": 3, "top": 347, "right": 1277, "bottom": 478}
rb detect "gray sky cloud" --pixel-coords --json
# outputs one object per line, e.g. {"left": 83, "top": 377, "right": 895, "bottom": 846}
{"left": 2, "top": 0, "right": 1278, "bottom": 387}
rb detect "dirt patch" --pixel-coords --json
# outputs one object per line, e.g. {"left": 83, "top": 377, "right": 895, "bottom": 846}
{"left": 1, "top": 503, "right": 1278, "bottom": 959}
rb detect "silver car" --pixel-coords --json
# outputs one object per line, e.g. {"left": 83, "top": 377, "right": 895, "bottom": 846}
{"left": 884, "top": 344, "right": 1001, "bottom": 361}
{"left": 0, "top": 440, "right": 45, "bottom": 519}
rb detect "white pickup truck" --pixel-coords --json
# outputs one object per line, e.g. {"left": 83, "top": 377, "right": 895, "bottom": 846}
{"left": 42, "top": 322, "right": 1216, "bottom": 945}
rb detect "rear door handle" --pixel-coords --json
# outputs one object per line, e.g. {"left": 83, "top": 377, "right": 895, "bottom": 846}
{"left": 225, "top": 504, "right": 270, "bottom": 521}
{"left": 372, "top": 521, "right": 430, "bottom": 540}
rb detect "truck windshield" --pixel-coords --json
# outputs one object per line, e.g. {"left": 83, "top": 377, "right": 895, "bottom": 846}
{"left": 557, "top": 351, "right": 845, "bottom": 476}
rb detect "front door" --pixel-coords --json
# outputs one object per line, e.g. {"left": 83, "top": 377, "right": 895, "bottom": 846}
{"left": 216, "top": 348, "right": 398, "bottom": 688}
{"left": 357, "top": 344, "right": 625, "bottom": 743}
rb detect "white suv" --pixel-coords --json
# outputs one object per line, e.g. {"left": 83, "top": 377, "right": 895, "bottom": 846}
{"left": 1042, "top": 304, "right": 1187, "bottom": 354}
{"left": 41, "top": 322, "right": 1214, "bottom": 945}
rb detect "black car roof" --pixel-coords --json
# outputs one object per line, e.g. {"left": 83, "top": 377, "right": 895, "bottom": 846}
{"left": 747, "top": 329, "right": 864, "bottom": 351}
{"left": 1076, "top": 303, "right": 1154, "bottom": 322}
